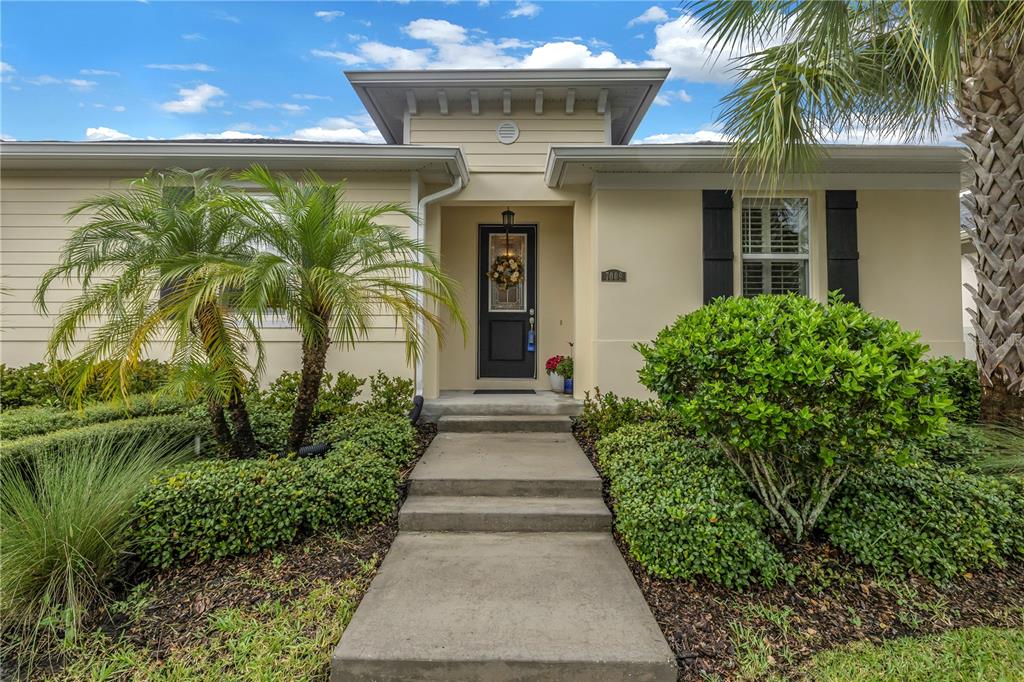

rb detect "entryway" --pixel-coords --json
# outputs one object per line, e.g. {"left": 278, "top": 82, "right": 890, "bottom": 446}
{"left": 478, "top": 222, "right": 537, "bottom": 379}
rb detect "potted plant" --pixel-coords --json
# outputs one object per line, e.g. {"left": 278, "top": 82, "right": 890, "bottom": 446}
{"left": 555, "top": 356, "right": 574, "bottom": 395}
{"left": 545, "top": 354, "right": 565, "bottom": 392}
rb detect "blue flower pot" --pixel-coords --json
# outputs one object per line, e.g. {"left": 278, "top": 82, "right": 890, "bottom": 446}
{"left": 563, "top": 378, "right": 573, "bottom": 395}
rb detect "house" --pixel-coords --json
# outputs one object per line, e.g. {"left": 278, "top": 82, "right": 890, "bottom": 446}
{"left": 0, "top": 68, "right": 965, "bottom": 399}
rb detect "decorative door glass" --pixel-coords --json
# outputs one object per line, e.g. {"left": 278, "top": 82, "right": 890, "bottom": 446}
{"left": 488, "top": 232, "right": 527, "bottom": 312}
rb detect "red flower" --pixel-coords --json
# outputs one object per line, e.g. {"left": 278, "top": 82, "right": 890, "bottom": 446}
{"left": 545, "top": 355, "right": 564, "bottom": 373}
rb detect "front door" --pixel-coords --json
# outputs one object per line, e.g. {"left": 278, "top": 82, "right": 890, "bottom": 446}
{"left": 478, "top": 224, "right": 537, "bottom": 378}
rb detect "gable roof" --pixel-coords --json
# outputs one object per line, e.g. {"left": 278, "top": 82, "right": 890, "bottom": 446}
{"left": 346, "top": 68, "right": 669, "bottom": 145}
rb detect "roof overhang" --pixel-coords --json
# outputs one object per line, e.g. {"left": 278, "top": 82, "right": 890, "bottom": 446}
{"left": 0, "top": 141, "right": 470, "bottom": 185}
{"left": 545, "top": 144, "right": 965, "bottom": 188}
{"left": 346, "top": 68, "right": 670, "bottom": 145}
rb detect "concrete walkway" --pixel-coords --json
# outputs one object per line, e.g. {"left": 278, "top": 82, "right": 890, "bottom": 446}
{"left": 331, "top": 418, "right": 677, "bottom": 681}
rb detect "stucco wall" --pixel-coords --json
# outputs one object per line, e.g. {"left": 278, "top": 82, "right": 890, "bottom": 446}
{"left": 409, "top": 112, "right": 606, "bottom": 172}
{"left": 0, "top": 169, "right": 417, "bottom": 383}
{"left": 437, "top": 205, "right": 575, "bottom": 391}
{"left": 588, "top": 186, "right": 964, "bottom": 397}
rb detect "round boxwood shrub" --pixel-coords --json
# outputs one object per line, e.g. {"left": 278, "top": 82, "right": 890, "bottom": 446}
{"left": 823, "top": 462, "right": 1024, "bottom": 580}
{"left": 132, "top": 447, "right": 399, "bottom": 568}
{"left": 637, "top": 294, "right": 952, "bottom": 543}
{"left": 597, "top": 423, "right": 786, "bottom": 589}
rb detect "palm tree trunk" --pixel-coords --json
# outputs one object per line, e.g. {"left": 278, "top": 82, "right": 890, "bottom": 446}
{"left": 227, "top": 388, "right": 258, "bottom": 456}
{"left": 206, "top": 399, "right": 232, "bottom": 447}
{"left": 288, "top": 338, "right": 330, "bottom": 451}
{"left": 959, "top": 31, "right": 1024, "bottom": 425}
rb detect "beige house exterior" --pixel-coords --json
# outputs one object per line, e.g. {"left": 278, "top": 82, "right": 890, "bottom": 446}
{"left": 0, "top": 69, "right": 965, "bottom": 399}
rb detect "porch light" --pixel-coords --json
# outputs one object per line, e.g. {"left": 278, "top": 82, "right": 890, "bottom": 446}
{"left": 502, "top": 207, "right": 515, "bottom": 230}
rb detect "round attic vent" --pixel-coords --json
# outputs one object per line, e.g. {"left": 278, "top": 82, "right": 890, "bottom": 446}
{"left": 496, "top": 120, "right": 520, "bottom": 145}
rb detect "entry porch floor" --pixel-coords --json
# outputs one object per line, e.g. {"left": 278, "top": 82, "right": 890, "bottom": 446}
{"left": 421, "top": 390, "right": 582, "bottom": 422}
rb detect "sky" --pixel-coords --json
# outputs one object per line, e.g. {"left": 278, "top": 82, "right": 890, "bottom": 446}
{"left": 0, "top": 1, "right": 954, "bottom": 146}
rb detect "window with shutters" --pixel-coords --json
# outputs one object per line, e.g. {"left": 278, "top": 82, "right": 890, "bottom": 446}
{"left": 740, "top": 197, "right": 810, "bottom": 296}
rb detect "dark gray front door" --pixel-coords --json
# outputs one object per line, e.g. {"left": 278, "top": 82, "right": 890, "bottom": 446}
{"left": 478, "top": 224, "right": 537, "bottom": 378}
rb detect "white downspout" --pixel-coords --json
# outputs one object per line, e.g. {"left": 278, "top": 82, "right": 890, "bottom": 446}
{"left": 413, "top": 171, "right": 464, "bottom": 397}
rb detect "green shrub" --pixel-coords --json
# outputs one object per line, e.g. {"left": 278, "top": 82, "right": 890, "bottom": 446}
{"left": 926, "top": 356, "right": 981, "bottom": 422}
{"left": 637, "top": 294, "right": 952, "bottom": 542}
{"left": 913, "top": 422, "right": 989, "bottom": 468}
{"left": 365, "top": 371, "right": 414, "bottom": 416}
{"left": 0, "top": 414, "right": 207, "bottom": 467}
{"left": 0, "top": 359, "right": 172, "bottom": 409}
{"left": 245, "top": 398, "right": 292, "bottom": 455}
{"left": 597, "top": 423, "right": 786, "bottom": 589}
{"left": 823, "top": 461, "right": 1024, "bottom": 580}
{"left": 132, "top": 448, "right": 399, "bottom": 568}
{"left": 555, "top": 356, "right": 574, "bottom": 380}
{"left": 0, "top": 434, "right": 188, "bottom": 664}
{"left": 312, "top": 409, "right": 416, "bottom": 467}
{"left": 0, "top": 392, "right": 187, "bottom": 441}
{"left": 576, "top": 388, "right": 682, "bottom": 441}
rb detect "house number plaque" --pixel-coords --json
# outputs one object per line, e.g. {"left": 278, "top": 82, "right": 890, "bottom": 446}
{"left": 601, "top": 269, "right": 627, "bottom": 283}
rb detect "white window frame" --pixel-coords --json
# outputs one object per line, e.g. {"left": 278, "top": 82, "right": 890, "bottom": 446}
{"left": 250, "top": 193, "right": 292, "bottom": 329}
{"left": 735, "top": 193, "right": 815, "bottom": 298}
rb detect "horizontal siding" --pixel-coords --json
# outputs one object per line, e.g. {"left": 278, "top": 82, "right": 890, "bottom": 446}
{"left": 409, "top": 112, "right": 606, "bottom": 171}
{"left": 0, "top": 170, "right": 418, "bottom": 369}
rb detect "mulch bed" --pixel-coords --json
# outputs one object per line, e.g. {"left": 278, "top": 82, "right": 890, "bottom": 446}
{"left": 19, "top": 422, "right": 438, "bottom": 679}
{"left": 573, "top": 425, "right": 1024, "bottom": 681}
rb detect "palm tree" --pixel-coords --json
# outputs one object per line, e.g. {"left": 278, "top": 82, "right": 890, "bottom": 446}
{"left": 225, "top": 165, "right": 466, "bottom": 450}
{"left": 693, "top": 1, "right": 1024, "bottom": 423}
{"left": 35, "top": 169, "right": 263, "bottom": 457}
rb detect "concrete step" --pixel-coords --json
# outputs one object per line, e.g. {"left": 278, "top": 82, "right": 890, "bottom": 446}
{"left": 438, "top": 415, "right": 571, "bottom": 433}
{"left": 331, "top": 532, "right": 677, "bottom": 682}
{"left": 408, "top": 433, "right": 602, "bottom": 498}
{"left": 400, "top": 495, "right": 611, "bottom": 532}
{"left": 421, "top": 391, "right": 582, "bottom": 422}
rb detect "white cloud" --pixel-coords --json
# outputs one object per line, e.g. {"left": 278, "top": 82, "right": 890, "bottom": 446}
{"left": 280, "top": 103, "right": 309, "bottom": 114}
{"left": 654, "top": 89, "right": 693, "bottom": 106}
{"left": 314, "top": 10, "right": 344, "bottom": 21}
{"left": 293, "top": 93, "right": 332, "bottom": 101}
{"left": 0, "top": 133, "right": 16, "bottom": 141}
{"left": 86, "top": 126, "right": 135, "bottom": 141}
{"left": 80, "top": 68, "right": 120, "bottom": 76}
{"left": 359, "top": 42, "right": 431, "bottom": 70}
{"left": 291, "top": 116, "right": 386, "bottom": 143}
{"left": 181, "top": 32, "right": 205, "bottom": 41}
{"left": 520, "top": 42, "right": 641, "bottom": 69}
{"left": 214, "top": 10, "right": 240, "bottom": 23}
{"left": 67, "top": 78, "right": 97, "bottom": 91}
{"left": 310, "top": 49, "right": 366, "bottom": 66}
{"left": 146, "top": 63, "right": 215, "bottom": 72}
{"left": 26, "top": 74, "right": 63, "bottom": 85}
{"left": 241, "top": 99, "right": 274, "bottom": 109}
{"left": 160, "top": 83, "right": 226, "bottom": 113}
{"left": 506, "top": 1, "right": 541, "bottom": 18}
{"left": 0, "top": 61, "right": 13, "bottom": 73}
{"left": 403, "top": 18, "right": 467, "bottom": 44}
{"left": 636, "top": 129, "right": 728, "bottom": 144}
{"left": 347, "top": 33, "right": 367, "bottom": 42}
{"left": 628, "top": 6, "right": 669, "bottom": 27}
{"left": 112, "top": 105, "right": 127, "bottom": 112}
{"left": 648, "top": 13, "right": 774, "bottom": 82}
{"left": 176, "top": 130, "right": 266, "bottom": 140}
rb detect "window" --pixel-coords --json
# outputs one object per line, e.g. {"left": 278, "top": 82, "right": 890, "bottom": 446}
{"left": 741, "top": 197, "right": 810, "bottom": 296}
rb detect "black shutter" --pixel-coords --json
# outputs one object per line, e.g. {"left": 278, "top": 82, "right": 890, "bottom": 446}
{"left": 825, "top": 190, "right": 860, "bottom": 305}
{"left": 702, "top": 189, "right": 734, "bottom": 304}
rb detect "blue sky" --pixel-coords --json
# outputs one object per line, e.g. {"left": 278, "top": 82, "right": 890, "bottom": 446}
{"left": 1, "top": 1, "right": 746, "bottom": 143}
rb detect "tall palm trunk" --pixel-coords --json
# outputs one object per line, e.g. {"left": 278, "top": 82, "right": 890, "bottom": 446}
{"left": 959, "top": 31, "right": 1024, "bottom": 424}
{"left": 206, "top": 399, "right": 232, "bottom": 447}
{"left": 288, "top": 337, "right": 330, "bottom": 450}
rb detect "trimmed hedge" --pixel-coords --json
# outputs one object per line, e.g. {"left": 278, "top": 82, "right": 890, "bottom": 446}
{"left": 927, "top": 356, "right": 981, "bottom": 423}
{"left": 312, "top": 409, "right": 416, "bottom": 467}
{"left": 0, "top": 414, "right": 207, "bottom": 466}
{"left": 0, "top": 393, "right": 187, "bottom": 441}
{"left": 0, "top": 359, "right": 172, "bottom": 409}
{"left": 596, "top": 422, "right": 786, "bottom": 589}
{"left": 576, "top": 388, "right": 681, "bottom": 442}
{"left": 823, "top": 462, "right": 1024, "bottom": 580}
{"left": 132, "top": 448, "right": 400, "bottom": 568}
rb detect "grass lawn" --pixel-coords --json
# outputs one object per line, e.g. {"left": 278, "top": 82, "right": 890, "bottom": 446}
{"left": 35, "top": 527, "right": 392, "bottom": 682}
{"left": 800, "top": 626, "right": 1024, "bottom": 681}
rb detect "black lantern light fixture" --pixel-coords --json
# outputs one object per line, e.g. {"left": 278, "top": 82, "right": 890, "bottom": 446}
{"left": 488, "top": 207, "right": 523, "bottom": 290}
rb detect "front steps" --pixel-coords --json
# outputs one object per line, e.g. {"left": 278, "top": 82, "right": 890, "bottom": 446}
{"left": 421, "top": 390, "right": 582, "bottom": 422}
{"left": 331, "top": 406, "right": 677, "bottom": 681}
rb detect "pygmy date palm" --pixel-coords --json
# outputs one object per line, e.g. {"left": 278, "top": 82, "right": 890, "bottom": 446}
{"left": 35, "top": 169, "right": 263, "bottom": 456}
{"left": 693, "top": 0, "right": 1024, "bottom": 423}
{"left": 226, "top": 165, "right": 465, "bottom": 450}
